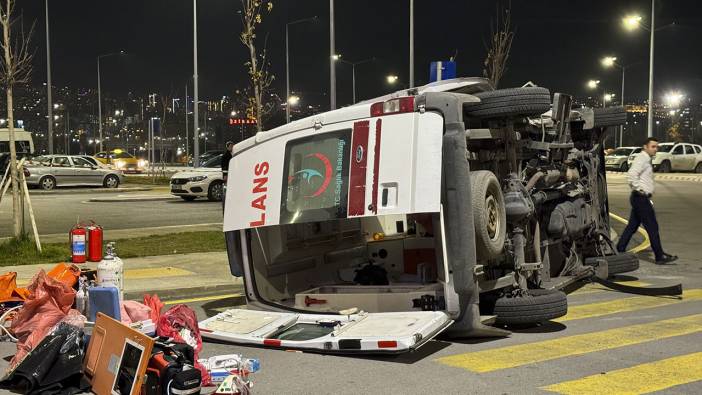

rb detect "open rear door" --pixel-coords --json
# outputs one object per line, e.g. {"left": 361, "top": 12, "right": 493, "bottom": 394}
{"left": 199, "top": 308, "right": 452, "bottom": 354}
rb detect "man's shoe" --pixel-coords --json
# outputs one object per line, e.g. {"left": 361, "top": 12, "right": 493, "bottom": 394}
{"left": 655, "top": 254, "right": 678, "bottom": 265}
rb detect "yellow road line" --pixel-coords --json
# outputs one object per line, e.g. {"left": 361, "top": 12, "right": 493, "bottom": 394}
{"left": 543, "top": 351, "right": 702, "bottom": 394}
{"left": 571, "top": 281, "right": 650, "bottom": 296}
{"left": 164, "top": 293, "right": 242, "bottom": 306}
{"left": 555, "top": 289, "right": 702, "bottom": 322}
{"left": 124, "top": 267, "right": 194, "bottom": 280}
{"left": 436, "top": 314, "right": 702, "bottom": 373}
{"left": 609, "top": 212, "right": 651, "bottom": 253}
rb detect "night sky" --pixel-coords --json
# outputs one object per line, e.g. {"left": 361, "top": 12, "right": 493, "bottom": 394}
{"left": 16, "top": 0, "right": 702, "bottom": 107}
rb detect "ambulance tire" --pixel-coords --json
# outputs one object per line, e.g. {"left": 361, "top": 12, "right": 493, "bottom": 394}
{"left": 465, "top": 87, "right": 552, "bottom": 119}
{"left": 606, "top": 253, "right": 640, "bottom": 275}
{"left": 470, "top": 170, "right": 506, "bottom": 260}
{"left": 494, "top": 289, "right": 568, "bottom": 325}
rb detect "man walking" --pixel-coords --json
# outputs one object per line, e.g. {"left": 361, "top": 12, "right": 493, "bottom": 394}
{"left": 221, "top": 141, "right": 234, "bottom": 211}
{"left": 616, "top": 137, "right": 678, "bottom": 264}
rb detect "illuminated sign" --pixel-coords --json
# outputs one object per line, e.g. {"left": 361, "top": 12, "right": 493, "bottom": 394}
{"left": 229, "top": 118, "right": 257, "bottom": 125}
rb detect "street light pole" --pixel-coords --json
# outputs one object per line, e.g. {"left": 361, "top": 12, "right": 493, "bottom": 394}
{"left": 338, "top": 58, "right": 374, "bottom": 104}
{"left": 97, "top": 57, "right": 102, "bottom": 152}
{"left": 647, "top": 0, "right": 655, "bottom": 138}
{"left": 185, "top": 84, "right": 189, "bottom": 161}
{"left": 193, "top": 0, "right": 200, "bottom": 168}
{"left": 45, "top": 0, "right": 53, "bottom": 154}
{"left": 96, "top": 51, "right": 123, "bottom": 153}
{"left": 409, "top": 0, "right": 414, "bottom": 89}
{"left": 620, "top": 65, "right": 626, "bottom": 146}
{"left": 329, "top": 0, "right": 336, "bottom": 110}
{"left": 285, "top": 22, "right": 290, "bottom": 122}
{"left": 285, "top": 16, "right": 317, "bottom": 123}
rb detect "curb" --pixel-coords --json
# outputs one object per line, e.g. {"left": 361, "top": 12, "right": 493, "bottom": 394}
{"left": 606, "top": 171, "right": 702, "bottom": 182}
{"left": 88, "top": 195, "right": 177, "bottom": 202}
{"left": 29, "top": 187, "right": 153, "bottom": 195}
{"left": 125, "top": 283, "right": 245, "bottom": 304}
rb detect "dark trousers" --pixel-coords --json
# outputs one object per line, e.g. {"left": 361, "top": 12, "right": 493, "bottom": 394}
{"left": 616, "top": 192, "right": 665, "bottom": 260}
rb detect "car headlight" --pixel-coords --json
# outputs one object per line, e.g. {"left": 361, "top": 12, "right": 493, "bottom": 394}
{"left": 115, "top": 161, "right": 125, "bottom": 169}
{"left": 189, "top": 175, "right": 207, "bottom": 182}
{"left": 138, "top": 159, "right": 146, "bottom": 167}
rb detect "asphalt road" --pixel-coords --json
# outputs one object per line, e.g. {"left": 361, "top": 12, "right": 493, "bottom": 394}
{"left": 190, "top": 175, "right": 702, "bottom": 394}
{"left": 0, "top": 187, "right": 223, "bottom": 237}
{"left": 2, "top": 176, "right": 702, "bottom": 394}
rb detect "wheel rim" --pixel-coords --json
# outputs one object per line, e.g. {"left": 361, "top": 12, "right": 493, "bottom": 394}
{"left": 212, "top": 183, "right": 223, "bottom": 200}
{"left": 42, "top": 178, "right": 54, "bottom": 189}
{"left": 485, "top": 194, "right": 500, "bottom": 241}
{"left": 106, "top": 176, "right": 118, "bottom": 188}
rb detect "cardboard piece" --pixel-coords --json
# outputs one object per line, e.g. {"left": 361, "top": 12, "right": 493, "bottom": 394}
{"left": 84, "top": 313, "right": 154, "bottom": 395}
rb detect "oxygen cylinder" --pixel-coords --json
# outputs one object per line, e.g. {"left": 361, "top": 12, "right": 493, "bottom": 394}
{"left": 97, "top": 242, "right": 124, "bottom": 300}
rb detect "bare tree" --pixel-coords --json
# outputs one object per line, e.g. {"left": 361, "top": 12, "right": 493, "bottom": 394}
{"left": 1, "top": 0, "right": 34, "bottom": 239}
{"left": 239, "top": 0, "right": 275, "bottom": 133}
{"left": 482, "top": 1, "right": 514, "bottom": 88}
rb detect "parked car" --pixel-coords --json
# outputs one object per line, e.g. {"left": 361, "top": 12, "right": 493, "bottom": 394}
{"left": 187, "top": 150, "right": 221, "bottom": 167}
{"left": 24, "top": 155, "right": 124, "bottom": 190}
{"left": 170, "top": 154, "right": 224, "bottom": 201}
{"left": 95, "top": 149, "right": 147, "bottom": 173}
{"left": 605, "top": 146, "right": 640, "bottom": 171}
{"left": 649, "top": 142, "right": 702, "bottom": 173}
{"left": 198, "top": 78, "right": 634, "bottom": 353}
{"left": 77, "top": 155, "right": 109, "bottom": 169}
{"left": 626, "top": 147, "right": 643, "bottom": 169}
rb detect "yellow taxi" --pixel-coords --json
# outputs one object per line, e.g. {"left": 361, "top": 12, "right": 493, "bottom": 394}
{"left": 94, "top": 149, "right": 147, "bottom": 173}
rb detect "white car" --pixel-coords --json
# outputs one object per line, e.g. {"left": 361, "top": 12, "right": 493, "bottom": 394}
{"left": 649, "top": 142, "right": 702, "bottom": 173}
{"left": 606, "top": 146, "right": 640, "bottom": 172}
{"left": 170, "top": 154, "right": 225, "bottom": 201}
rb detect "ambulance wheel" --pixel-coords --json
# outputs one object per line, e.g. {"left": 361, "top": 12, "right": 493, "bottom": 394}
{"left": 605, "top": 253, "right": 640, "bottom": 275}
{"left": 208, "top": 181, "right": 224, "bottom": 201}
{"left": 494, "top": 289, "right": 568, "bottom": 325}
{"left": 471, "top": 170, "right": 506, "bottom": 260}
{"left": 39, "top": 175, "right": 56, "bottom": 190}
{"left": 465, "top": 87, "right": 552, "bottom": 119}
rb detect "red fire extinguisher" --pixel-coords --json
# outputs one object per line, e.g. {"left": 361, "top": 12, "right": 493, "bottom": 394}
{"left": 87, "top": 222, "right": 103, "bottom": 262}
{"left": 69, "top": 224, "right": 87, "bottom": 264}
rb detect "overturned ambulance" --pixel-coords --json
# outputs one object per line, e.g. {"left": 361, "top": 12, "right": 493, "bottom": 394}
{"left": 199, "top": 77, "right": 634, "bottom": 353}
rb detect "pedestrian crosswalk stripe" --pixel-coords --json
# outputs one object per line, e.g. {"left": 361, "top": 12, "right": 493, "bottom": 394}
{"left": 555, "top": 289, "right": 702, "bottom": 322}
{"left": 542, "top": 351, "right": 702, "bottom": 394}
{"left": 436, "top": 314, "right": 702, "bottom": 373}
{"left": 570, "top": 281, "right": 650, "bottom": 296}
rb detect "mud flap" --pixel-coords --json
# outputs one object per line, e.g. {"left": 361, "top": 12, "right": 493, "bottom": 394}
{"left": 590, "top": 276, "right": 683, "bottom": 297}
{"left": 437, "top": 116, "right": 509, "bottom": 338}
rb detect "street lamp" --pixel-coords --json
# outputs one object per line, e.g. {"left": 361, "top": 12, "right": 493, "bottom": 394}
{"left": 387, "top": 75, "right": 399, "bottom": 84}
{"left": 586, "top": 79, "right": 600, "bottom": 90}
{"left": 622, "top": 14, "right": 643, "bottom": 31}
{"left": 337, "top": 57, "right": 375, "bottom": 104}
{"left": 621, "top": 2, "right": 674, "bottom": 137}
{"left": 602, "top": 56, "right": 627, "bottom": 145}
{"left": 285, "top": 15, "right": 317, "bottom": 123}
{"left": 287, "top": 95, "right": 300, "bottom": 106}
{"left": 664, "top": 91, "right": 684, "bottom": 108}
{"left": 97, "top": 50, "right": 125, "bottom": 152}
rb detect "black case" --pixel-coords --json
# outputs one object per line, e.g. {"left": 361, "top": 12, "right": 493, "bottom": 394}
{"left": 167, "top": 368, "right": 201, "bottom": 395}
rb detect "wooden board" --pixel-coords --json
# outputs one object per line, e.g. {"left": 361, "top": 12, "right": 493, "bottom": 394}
{"left": 84, "top": 313, "right": 155, "bottom": 395}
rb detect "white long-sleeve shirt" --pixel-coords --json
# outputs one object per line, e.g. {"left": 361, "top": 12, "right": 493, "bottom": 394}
{"left": 627, "top": 151, "right": 655, "bottom": 195}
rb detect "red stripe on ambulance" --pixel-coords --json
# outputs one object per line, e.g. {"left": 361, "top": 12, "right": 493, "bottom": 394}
{"left": 348, "top": 121, "right": 370, "bottom": 216}
{"left": 371, "top": 119, "right": 382, "bottom": 214}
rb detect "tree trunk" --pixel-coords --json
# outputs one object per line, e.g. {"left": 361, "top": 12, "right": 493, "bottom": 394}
{"left": 3, "top": 19, "right": 22, "bottom": 239}
{"left": 248, "top": 38, "right": 263, "bottom": 133}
